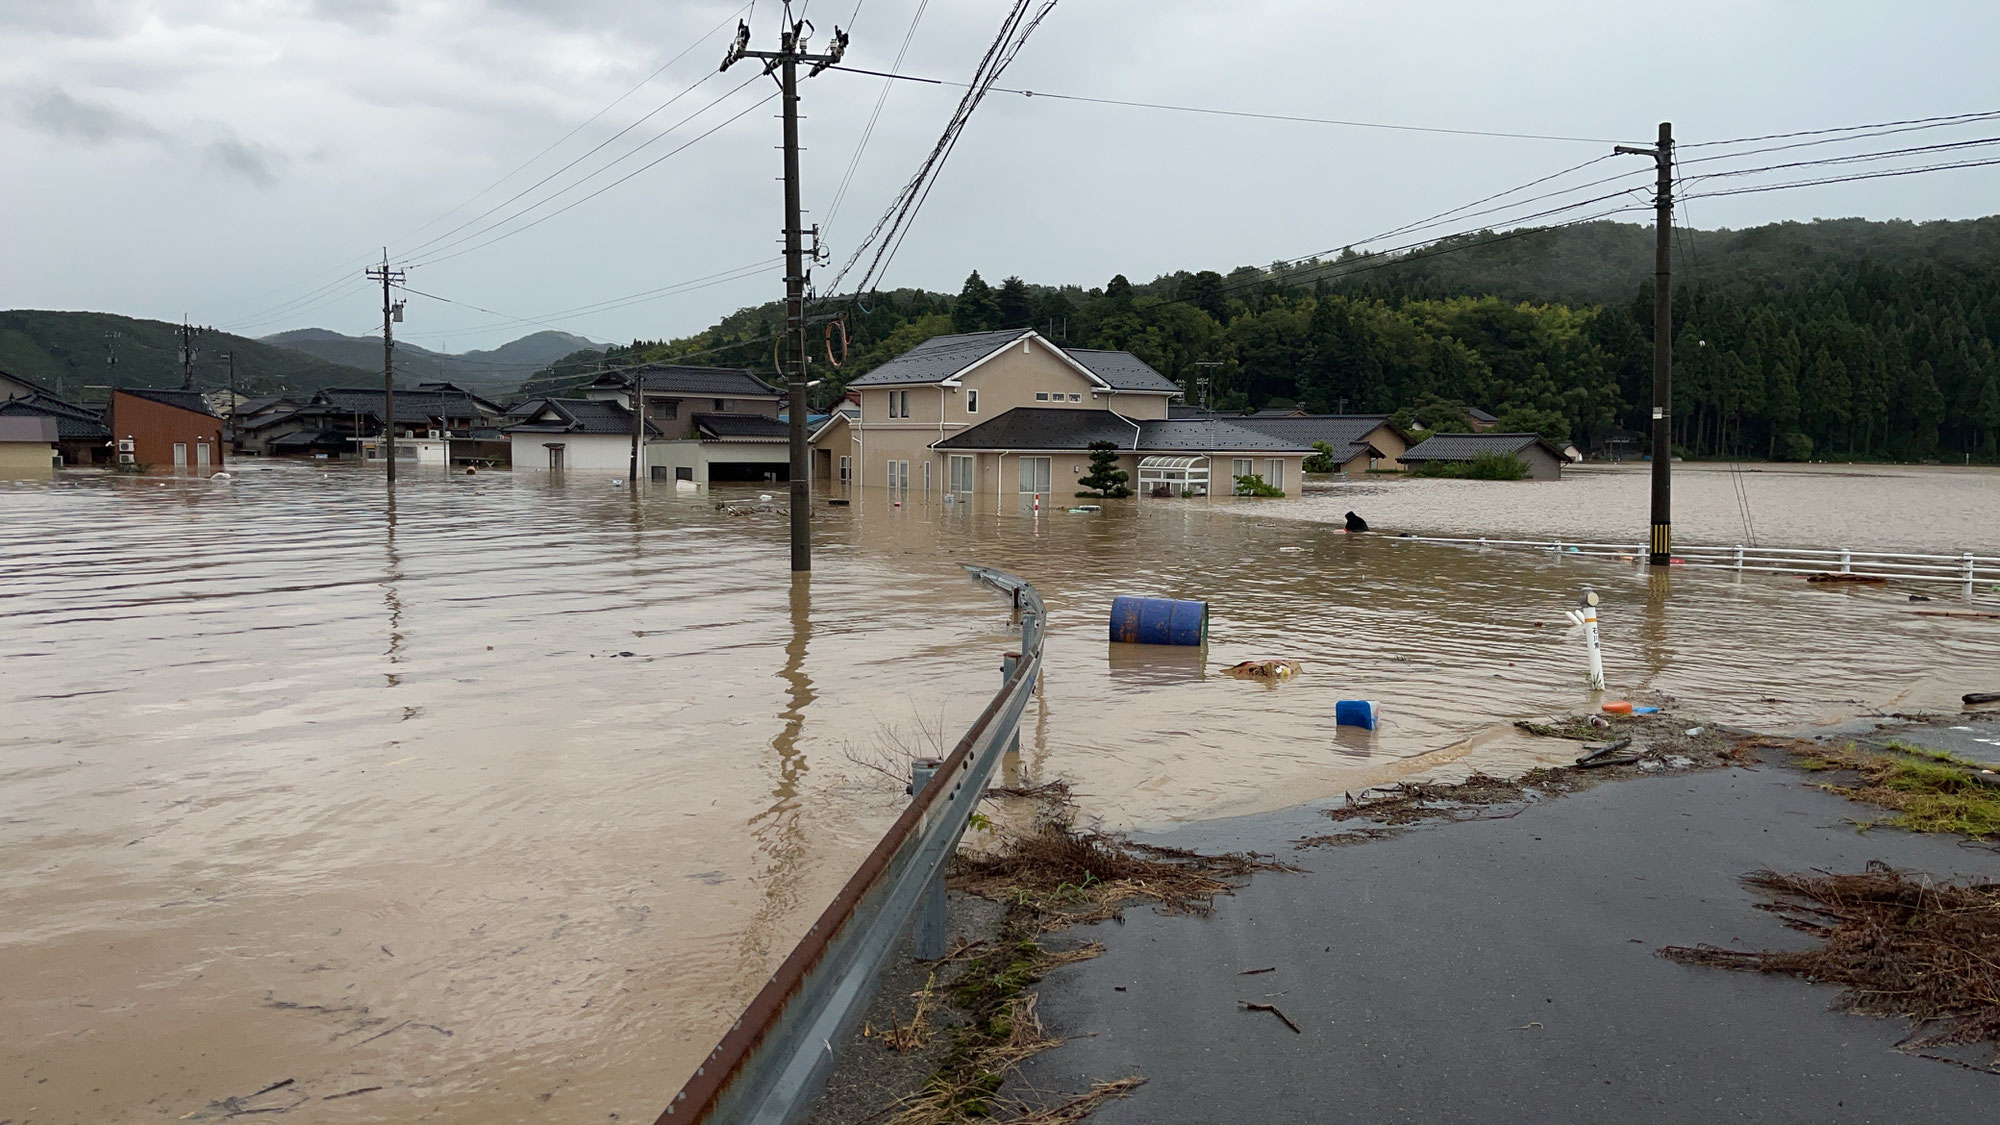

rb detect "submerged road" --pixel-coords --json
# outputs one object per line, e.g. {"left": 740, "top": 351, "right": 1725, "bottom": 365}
{"left": 1012, "top": 749, "right": 1999, "bottom": 1124}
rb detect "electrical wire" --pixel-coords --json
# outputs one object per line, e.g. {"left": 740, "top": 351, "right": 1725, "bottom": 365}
{"left": 823, "top": 0, "right": 930, "bottom": 236}
{"left": 1680, "top": 108, "right": 2000, "bottom": 149}
{"left": 1679, "top": 155, "right": 2000, "bottom": 200}
{"left": 1680, "top": 136, "right": 2000, "bottom": 184}
{"left": 1677, "top": 111, "right": 2000, "bottom": 167}
{"left": 825, "top": 64, "right": 1639, "bottom": 145}
{"left": 407, "top": 86, "right": 776, "bottom": 268}
{"left": 390, "top": 259, "right": 783, "bottom": 339}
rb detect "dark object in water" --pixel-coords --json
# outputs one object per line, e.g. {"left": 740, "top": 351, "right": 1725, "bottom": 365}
{"left": 1345, "top": 511, "right": 1369, "bottom": 533}
{"left": 1967, "top": 692, "right": 2000, "bottom": 705}
{"left": 1807, "top": 573, "right": 1886, "bottom": 584}
{"left": 1910, "top": 594, "right": 1932, "bottom": 602}
{"left": 1576, "top": 738, "right": 1633, "bottom": 765}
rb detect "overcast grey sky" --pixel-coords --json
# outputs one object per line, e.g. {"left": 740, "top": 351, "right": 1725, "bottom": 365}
{"left": 5, "top": 0, "right": 1999, "bottom": 352}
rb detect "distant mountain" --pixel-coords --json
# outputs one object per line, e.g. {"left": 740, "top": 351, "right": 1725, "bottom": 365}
{"left": 260, "top": 328, "right": 605, "bottom": 396}
{"left": 0, "top": 311, "right": 375, "bottom": 400}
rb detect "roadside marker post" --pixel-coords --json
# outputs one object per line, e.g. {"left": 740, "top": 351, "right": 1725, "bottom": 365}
{"left": 1581, "top": 587, "right": 1606, "bottom": 690}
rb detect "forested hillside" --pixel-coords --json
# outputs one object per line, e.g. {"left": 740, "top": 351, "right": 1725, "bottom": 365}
{"left": 261, "top": 328, "right": 600, "bottom": 396}
{"left": 529, "top": 216, "right": 2000, "bottom": 462}
{"left": 0, "top": 311, "right": 373, "bottom": 399}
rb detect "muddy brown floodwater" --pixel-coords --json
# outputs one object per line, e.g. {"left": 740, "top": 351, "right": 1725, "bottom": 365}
{"left": 3, "top": 460, "right": 1997, "bottom": 1122}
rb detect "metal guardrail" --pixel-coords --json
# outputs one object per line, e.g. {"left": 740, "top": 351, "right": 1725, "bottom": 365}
{"left": 1396, "top": 536, "right": 2000, "bottom": 599}
{"left": 655, "top": 564, "right": 1046, "bottom": 1125}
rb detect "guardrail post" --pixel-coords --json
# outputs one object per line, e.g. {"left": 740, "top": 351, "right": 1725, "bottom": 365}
{"left": 1554, "top": 539, "right": 1563, "bottom": 556}
{"left": 1002, "top": 654, "right": 1022, "bottom": 752}
{"left": 1966, "top": 552, "right": 1977, "bottom": 600}
{"left": 1734, "top": 544, "right": 1744, "bottom": 573}
{"left": 909, "top": 756, "right": 947, "bottom": 960}
{"left": 1840, "top": 548, "right": 1852, "bottom": 574}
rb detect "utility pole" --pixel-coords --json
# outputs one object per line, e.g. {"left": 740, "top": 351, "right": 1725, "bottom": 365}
{"left": 723, "top": 6, "right": 849, "bottom": 573}
{"left": 104, "top": 331, "right": 121, "bottom": 396}
{"left": 1616, "top": 122, "right": 1674, "bottom": 567}
{"left": 176, "top": 318, "right": 206, "bottom": 391}
{"left": 629, "top": 368, "right": 646, "bottom": 485}
{"left": 366, "top": 250, "right": 407, "bottom": 483}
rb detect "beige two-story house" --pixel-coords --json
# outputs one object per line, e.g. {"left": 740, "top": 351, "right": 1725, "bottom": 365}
{"left": 812, "top": 328, "right": 1309, "bottom": 505}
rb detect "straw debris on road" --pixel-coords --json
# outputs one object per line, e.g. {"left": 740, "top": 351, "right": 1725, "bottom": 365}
{"left": 1661, "top": 863, "right": 2000, "bottom": 1064}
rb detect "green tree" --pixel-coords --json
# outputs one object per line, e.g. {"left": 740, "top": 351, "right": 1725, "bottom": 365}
{"left": 1076, "top": 440, "right": 1131, "bottom": 498}
{"left": 995, "top": 276, "right": 1034, "bottom": 328}
{"left": 1303, "top": 441, "right": 1338, "bottom": 473}
{"left": 952, "top": 271, "right": 999, "bottom": 333}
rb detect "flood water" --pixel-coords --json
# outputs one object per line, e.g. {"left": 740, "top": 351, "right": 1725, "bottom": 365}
{"left": 4, "top": 460, "right": 1998, "bottom": 1122}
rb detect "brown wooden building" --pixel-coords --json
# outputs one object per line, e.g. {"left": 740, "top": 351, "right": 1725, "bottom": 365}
{"left": 111, "top": 388, "right": 226, "bottom": 472}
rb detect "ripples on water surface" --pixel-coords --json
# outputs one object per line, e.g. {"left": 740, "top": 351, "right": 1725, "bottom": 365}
{"left": 2, "top": 461, "right": 1996, "bottom": 1121}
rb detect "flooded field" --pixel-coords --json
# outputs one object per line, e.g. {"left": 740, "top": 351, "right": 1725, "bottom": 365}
{"left": 1294, "top": 461, "right": 2000, "bottom": 554}
{"left": 4, "top": 461, "right": 1998, "bottom": 1122}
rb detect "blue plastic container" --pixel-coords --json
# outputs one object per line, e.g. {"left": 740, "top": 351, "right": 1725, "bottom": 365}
{"left": 1335, "top": 700, "right": 1380, "bottom": 730}
{"left": 1108, "top": 596, "right": 1209, "bottom": 646}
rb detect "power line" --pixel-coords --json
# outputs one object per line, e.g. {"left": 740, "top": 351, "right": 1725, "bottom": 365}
{"left": 1677, "top": 110, "right": 2000, "bottom": 166}
{"left": 1680, "top": 108, "right": 2000, "bottom": 149}
{"left": 389, "top": 259, "right": 783, "bottom": 339}
{"left": 1679, "top": 154, "right": 2000, "bottom": 200}
{"left": 407, "top": 85, "right": 776, "bottom": 268}
{"left": 224, "top": 10, "right": 748, "bottom": 331}
{"left": 824, "top": 64, "right": 1639, "bottom": 145}
{"left": 1680, "top": 135, "right": 2000, "bottom": 184}
{"left": 823, "top": 0, "right": 930, "bottom": 236}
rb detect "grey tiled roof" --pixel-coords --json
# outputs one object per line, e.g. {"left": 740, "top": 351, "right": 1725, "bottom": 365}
{"left": 845, "top": 330, "right": 1182, "bottom": 396}
{"left": 931, "top": 407, "right": 1312, "bottom": 453}
{"left": 591, "top": 366, "right": 780, "bottom": 397}
{"left": 1229, "top": 414, "right": 1403, "bottom": 449}
{"left": 1468, "top": 407, "right": 1498, "bottom": 423}
{"left": 503, "top": 398, "right": 662, "bottom": 437}
{"left": 269, "top": 429, "right": 348, "bottom": 449}
{"left": 1062, "top": 349, "right": 1181, "bottom": 392}
{"left": 844, "top": 330, "right": 1029, "bottom": 387}
{"left": 693, "top": 412, "right": 789, "bottom": 440}
{"left": 313, "top": 387, "right": 503, "bottom": 424}
{"left": 0, "top": 395, "right": 111, "bottom": 440}
{"left": 1399, "top": 432, "right": 1561, "bottom": 460}
{"left": 121, "top": 388, "right": 218, "bottom": 416}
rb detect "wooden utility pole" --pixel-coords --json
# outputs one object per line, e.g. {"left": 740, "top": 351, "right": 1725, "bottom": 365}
{"left": 723, "top": 9, "right": 850, "bottom": 573}
{"left": 1617, "top": 122, "right": 1674, "bottom": 566}
{"left": 366, "top": 250, "right": 406, "bottom": 483}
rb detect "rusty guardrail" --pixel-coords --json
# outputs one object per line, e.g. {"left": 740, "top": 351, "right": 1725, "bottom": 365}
{"left": 655, "top": 564, "right": 1045, "bottom": 1125}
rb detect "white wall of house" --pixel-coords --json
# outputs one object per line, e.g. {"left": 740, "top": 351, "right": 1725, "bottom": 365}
{"left": 510, "top": 433, "right": 634, "bottom": 472}
{"left": 646, "top": 439, "right": 793, "bottom": 485}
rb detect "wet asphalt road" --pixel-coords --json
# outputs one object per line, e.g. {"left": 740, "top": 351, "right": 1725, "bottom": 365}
{"left": 1012, "top": 751, "right": 2000, "bottom": 1124}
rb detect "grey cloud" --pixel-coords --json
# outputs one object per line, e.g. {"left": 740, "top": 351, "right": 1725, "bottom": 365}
{"left": 204, "top": 138, "right": 284, "bottom": 186}
{"left": 20, "top": 86, "right": 162, "bottom": 143}
{"left": 0, "top": 0, "right": 121, "bottom": 37}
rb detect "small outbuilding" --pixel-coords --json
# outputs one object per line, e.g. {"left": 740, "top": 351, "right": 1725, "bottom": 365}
{"left": 110, "top": 388, "right": 225, "bottom": 473}
{"left": 0, "top": 415, "right": 59, "bottom": 476}
{"left": 1398, "top": 432, "right": 1568, "bottom": 480}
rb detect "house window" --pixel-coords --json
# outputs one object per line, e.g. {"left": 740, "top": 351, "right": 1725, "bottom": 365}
{"left": 966, "top": 389, "right": 979, "bottom": 414}
{"left": 1034, "top": 392, "right": 1049, "bottom": 402}
{"left": 1067, "top": 393, "right": 1081, "bottom": 402}
{"left": 1017, "top": 456, "right": 1052, "bottom": 493}
{"left": 1265, "top": 459, "right": 1285, "bottom": 490}
{"left": 173, "top": 443, "right": 188, "bottom": 467}
{"left": 838, "top": 455, "right": 851, "bottom": 483}
{"left": 948, "top": 454, "right": 974, "bottom": 493}
{"left": 1232, "top": 458, "right": 1253, "bottom": 480}
{"left": 714, "top": 399, "right": 726, "bottom": 411}
{"left": 887, "top": 459, "right": 910, "bottom": 490}
{"left": 658, "top": 399, "right": 679, "bottom": 418}
{"left": 886, "top": 390, "right": 910, "bottom": 419}
{"left": 923, "top": 461, "right": 932, "bottom": 495}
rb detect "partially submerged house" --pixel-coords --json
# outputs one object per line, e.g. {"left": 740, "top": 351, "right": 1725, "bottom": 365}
{"left": 811, "top": 328, "right": 1309, "bottom": 505}
{"left": 110, "top": 388, "right": 226, "bottom": 472}
{"left": 236, "top": 383, "right": 509, "bottom": 464}
{"left": 0, "top": 393, "right": 110, "bottom": 466}
{"left": 1228, "top": 414, "right": 1413, "bottom": 474}
{"left": 0, "top": 415, "right": 59, "bottom": 476}
{"left": 504, "top": 398, "right": 659, "bottom": 472}
{"left": 1398, "top": 432, "right": 1568, "bottom": 480}
{"left": 577, "top": 365, "right": 793, "bottom": 484}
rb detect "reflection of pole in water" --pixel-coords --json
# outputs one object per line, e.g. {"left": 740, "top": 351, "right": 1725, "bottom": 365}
{"left": 1637, "top": 567, "right": 1673, "bottom": 687}
{"left": 741, "top": 573, "right": 816, "bottom": 963}
{"left": 382, "top": 491, "right": 405, "bottom": 688}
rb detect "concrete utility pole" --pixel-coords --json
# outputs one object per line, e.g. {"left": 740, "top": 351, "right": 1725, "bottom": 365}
{"left": 104, "top": 331, "right": 121, "bottom": 396}
{"left": 1616, "top": 122, "right": 1674, "bottom": 566}
{"left": 366, "top": 249, "right": 407, "bottom": 483}
{"left": 176, "top": 318, "right": 206, "bottom": 391}
{"left": 629, "top": 368, "right": 646, "bottom": 485}
{"left": 723, "top": 7, "right": 850, "bottom": 573}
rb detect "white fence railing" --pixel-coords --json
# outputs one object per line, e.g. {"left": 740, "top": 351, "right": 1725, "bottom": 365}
{"left": 1395, "top": 536, "right": 2000, "bottom": 599}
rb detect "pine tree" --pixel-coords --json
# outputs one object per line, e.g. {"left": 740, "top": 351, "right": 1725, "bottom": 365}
{"left": 1076, "top": 440, "right": 1131, "bottom": 498}
{"left": 952, "top": 271, "right": 999, "bottom": 334}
